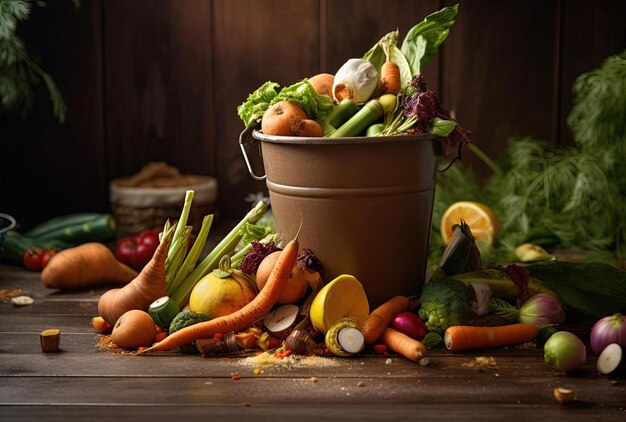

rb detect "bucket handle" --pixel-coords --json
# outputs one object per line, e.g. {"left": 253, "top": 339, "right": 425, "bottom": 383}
{"left": 437, "top": 143, "right": 463, "bottom": 173}
{"left": 239, "top": 127, "right": 267, "bottom": 181}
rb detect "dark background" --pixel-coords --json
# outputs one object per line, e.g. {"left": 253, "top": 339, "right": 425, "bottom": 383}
{"left": 1, "top": 0, "right": 625, "bottom": 229}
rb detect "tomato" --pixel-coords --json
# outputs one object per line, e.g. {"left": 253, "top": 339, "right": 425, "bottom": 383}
{"left": 114, "top": 228, "right": 161, "bottom": 271}
{"left": 23, "top": 249, "right": 43, "bottom": 271}
{"left": 40, "top": 250, "right": 57, "bottom": 270}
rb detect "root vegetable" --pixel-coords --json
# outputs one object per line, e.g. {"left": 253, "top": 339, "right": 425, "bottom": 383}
{"left": 261, "top": 101, "right": 307, "bottom": 136}
{"left": 256, "top": 251, "right": 308, "bottom": 304}
{"left": 111, "top": 310, "right": 157, "bottom": 349}
{"left": 138, "top": 227, "right": 302, "bottom": 354}
{"left": 543, "top": 331, "right": 587, "bottom": 372}
{"left": 361, "top": 295, "right": 409, "bottom": 344}
{"left": 97, "top": 228, "right": 174, "bottom": 326}
{"left": 292, "top": 119, "right": 323, "bottom": 137}
{"left": 41, "top": 242, "right": 137, "bottom": 290}
{"left": 308, "top": 73, "right": 335, "bottom": 97}
{"left": 597, "top": 343, "right": 623, "bottom": 375}
{"left": 444, "top": 324, "right": 538, "bottom": 351}
{"left": 382, "top": 327, "right": 427, "bottom": 362}
{"left": 332, "top": 58, "right": 379, "bottom": 103}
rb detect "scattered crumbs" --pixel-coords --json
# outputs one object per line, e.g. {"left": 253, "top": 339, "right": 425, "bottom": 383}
{"left": 611, "top": 380, "right": 619, "bottom": 386}
{"left": 357, "top": 381, "right": 365, "bottom": 387}
{"left": 252, "top": 367, "right": 263, "bottom": 375}
{"left": 495, "top": 373, "right": 500, "bottom": 377}
{"left": 231, "top": 375, "right": 241, "bottom": 381}
{"left": 310, "top": 377, "right": 318, "bottom": 383}
{"left": 205, "top": 381, "right": 213, "bottom": 385}
{"left": 418, "top": 358, "right": 430, "bottom": 366}
{"left": 231, "top": 371, "right": 240, "bottom": 376}
{"left": 517, "top": 340, "right": 538, "bottom": 350}
{"left": 463, "top": 356, "right": 498, "bottom": 369}
{"left": 95, "top": 335, "right": 134, "bottom": 355}
{"left": 341, "top": 387, "right": 346, "bottom": 391}
{"left": 385, "top": 358, "right": 393, "bottom": 365}
{"left": 239, "top": 352, "right": 342, "bottom": 368}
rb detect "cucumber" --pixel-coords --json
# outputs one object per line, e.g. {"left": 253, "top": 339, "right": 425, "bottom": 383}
{"left": 148, "top": 296, "right": 180, "bottom": 328}
{"left": 35, "top": 213, "right": 116, "bottom": 243}
{"left": 24, "top": 212, "right": 102, "bottom": 238}
{"left": 0, "top": 231, "right": 72, "bottom": 264}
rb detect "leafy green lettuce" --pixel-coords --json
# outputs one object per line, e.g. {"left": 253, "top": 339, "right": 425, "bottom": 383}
{"left": 270, "top": 79, "right": 334, "bottom": 120}
{"left": 237, "top": 81, "right": 280, "bottom": 128}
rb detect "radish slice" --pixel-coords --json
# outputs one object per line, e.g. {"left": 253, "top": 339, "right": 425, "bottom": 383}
{"left": 263, "top": 304, "right": 300, "bottom": 339}
{"left": 337, "top": 327, "right": 365, "bottom": 354}
{"left": 597, "top": 343, "right": 623, "bottom": 375}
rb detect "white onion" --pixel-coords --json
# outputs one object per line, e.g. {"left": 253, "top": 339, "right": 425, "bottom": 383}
{"left": 332, "top": 59, "right": 379, "bottom": 104}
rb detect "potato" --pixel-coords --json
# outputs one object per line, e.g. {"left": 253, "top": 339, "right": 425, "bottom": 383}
{"left": 111, "top": 309, "right": 156, "bottom": 349}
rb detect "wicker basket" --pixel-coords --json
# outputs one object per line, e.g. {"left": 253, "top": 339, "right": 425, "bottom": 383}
{"left": 109, "top": 176, "right": 218, "bottom": 238}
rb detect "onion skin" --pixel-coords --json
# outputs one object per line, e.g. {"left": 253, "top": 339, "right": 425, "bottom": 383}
{"left": 544, "top": 331, "right": 587, "bottom": 372}
{"left": 390, "top": 312, "right": 427, "bottom": 341}
{"left": 590, "top": 313, "right": 625, "bottom": 356}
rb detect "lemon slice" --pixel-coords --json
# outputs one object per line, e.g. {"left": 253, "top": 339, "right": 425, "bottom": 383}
{"left": 310, "top": 274, "right": 370, "bottom": 335}
{"left": 441, "top": 201, "right": 500, "bottom": 245}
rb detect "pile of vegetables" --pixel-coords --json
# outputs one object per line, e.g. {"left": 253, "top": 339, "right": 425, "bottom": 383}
{"left": 237, "top": 4, "right": 470, "bottom": 158}
{"left": 0, "top": 212, "right": 117, "bottom": 270}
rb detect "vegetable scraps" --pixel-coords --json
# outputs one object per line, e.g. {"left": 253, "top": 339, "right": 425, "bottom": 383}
{"left": 236, "top": 4, "right": 468, "bottom": 157}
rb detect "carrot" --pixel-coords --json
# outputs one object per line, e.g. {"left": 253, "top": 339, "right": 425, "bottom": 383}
{"left": 308, "top": 73, "right": 335, "bottom": 97}
{"left": 362, "top": 295, "right": 409, "bottom": 344}
{"left": 381, "top": 327, "right": 427, "bottom": 362}
{"left": 138, "top": 227, "right": 301, "bottom": 354}
{"left": 292, "top": 119, "right": 323, "bottom": 137}
{"left": 261, "top": 101, "right": 308, "bottom": 136}
{"left": 41, "top": 242, "right": 137, "bottom": 290}
{"left": 444, "top": 324, "right": 538, "bottom": 351}
{"left": 97, "top": 228, "right": 174, "bottom": 326}
{"left": 379, "top": 36, "right": 400, "bottom": 95}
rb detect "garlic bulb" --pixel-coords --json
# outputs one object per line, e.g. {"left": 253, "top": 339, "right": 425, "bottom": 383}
{"left": 332, "top": 58, "right": 379, "bottom": 104}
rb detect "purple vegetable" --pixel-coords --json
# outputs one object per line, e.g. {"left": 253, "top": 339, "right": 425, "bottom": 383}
{"left": 390, "top": 312, "right": 427, "bottom": 341}
{"left": 590, "top": 313, "right": 625, "bottom": 356}
{"left": 519, "top": 294, "right": 565, "bottom": 326}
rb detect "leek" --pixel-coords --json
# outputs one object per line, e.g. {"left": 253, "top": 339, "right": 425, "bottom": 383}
{"left": 170, "top": 201, "right": 267, "bottom": 309}
{"left": 329, "top": 100, "right": 383, "bottom": 138}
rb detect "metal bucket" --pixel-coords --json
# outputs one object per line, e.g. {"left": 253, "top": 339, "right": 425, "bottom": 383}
{"left": 240, "top": 129, "right": 439, "bottom": 307}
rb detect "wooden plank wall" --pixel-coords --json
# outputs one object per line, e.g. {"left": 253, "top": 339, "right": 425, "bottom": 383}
{"left": 1, "top": 0, "right": 625, "bottom": 229}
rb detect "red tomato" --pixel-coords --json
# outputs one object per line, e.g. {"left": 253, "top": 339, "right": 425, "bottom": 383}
{"left": 23, "top": 249, "right": 43, "bottom": 271}
{"left": 40, "top": 250, "right": 57, "bottom": 270}
{"left": 130, "top": 243, "right": 155, "bottom": 269}
{"left": 138, "top": 231, "right": 160, "bottom": 250}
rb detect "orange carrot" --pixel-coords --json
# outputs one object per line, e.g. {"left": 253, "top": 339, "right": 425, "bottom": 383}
{"left": 362, "top": 295, "right": 409, "bottom": 344}
{"left": 292, "top": 119, "right": 323, "bottom": 137}
{"left": 41, "top": 243, "right": 137, "bottom": 290}
{"left": 380, "top": 61, "right": 401, "bottom": 95}
{"left": 261, "top": 101, "right": 308, "bottom": 136}
{"left": 444, "top": 324, "right": 538, "bottom": 351}
{"left": 138, "top": 228, "right": 301, "bottom": 354}
{"left": 381, "top": 327, "right": 427, "bottom": 362}
{"left": 97, "top": 228, "right": 174, "bottom": 326}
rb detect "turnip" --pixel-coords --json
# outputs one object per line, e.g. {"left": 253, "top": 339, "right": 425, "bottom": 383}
{"left": 543, "top": 331, "right": 587, "bottom": 372}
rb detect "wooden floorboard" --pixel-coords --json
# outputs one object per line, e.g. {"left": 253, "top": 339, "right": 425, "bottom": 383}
{"left": 1, "top": 263, "right": 625, "bottom": 420}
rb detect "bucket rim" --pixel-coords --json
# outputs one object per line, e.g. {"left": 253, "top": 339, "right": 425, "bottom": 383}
{"left": 252, "top": 130, "right": 434, "bottom": 145}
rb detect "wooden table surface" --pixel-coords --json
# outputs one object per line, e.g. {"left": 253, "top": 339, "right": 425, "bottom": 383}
{"left": 1, "top": 263, "right": 625, "bottom": 421}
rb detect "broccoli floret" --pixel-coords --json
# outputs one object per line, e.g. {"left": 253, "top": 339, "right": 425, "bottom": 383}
{"left": 169, "top": 311, "right": 210, "bottom": 353}
{"left": 418, "top": 277, "right": 474, "bottom": 334}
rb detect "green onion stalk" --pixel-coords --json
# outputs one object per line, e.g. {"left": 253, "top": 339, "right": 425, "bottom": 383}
{"left": 170, "top": 200, "right": 268, "bottom": 309}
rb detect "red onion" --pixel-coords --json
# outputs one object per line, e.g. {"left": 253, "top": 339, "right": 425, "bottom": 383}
{"left": 390, "top": 312, "right": 427, "bottom": 341}
{"left": 519, "top": 293, "right": 564, "bottom": 326}
{"left": 590, "top": 313, "right": 625, "bottom": 356}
